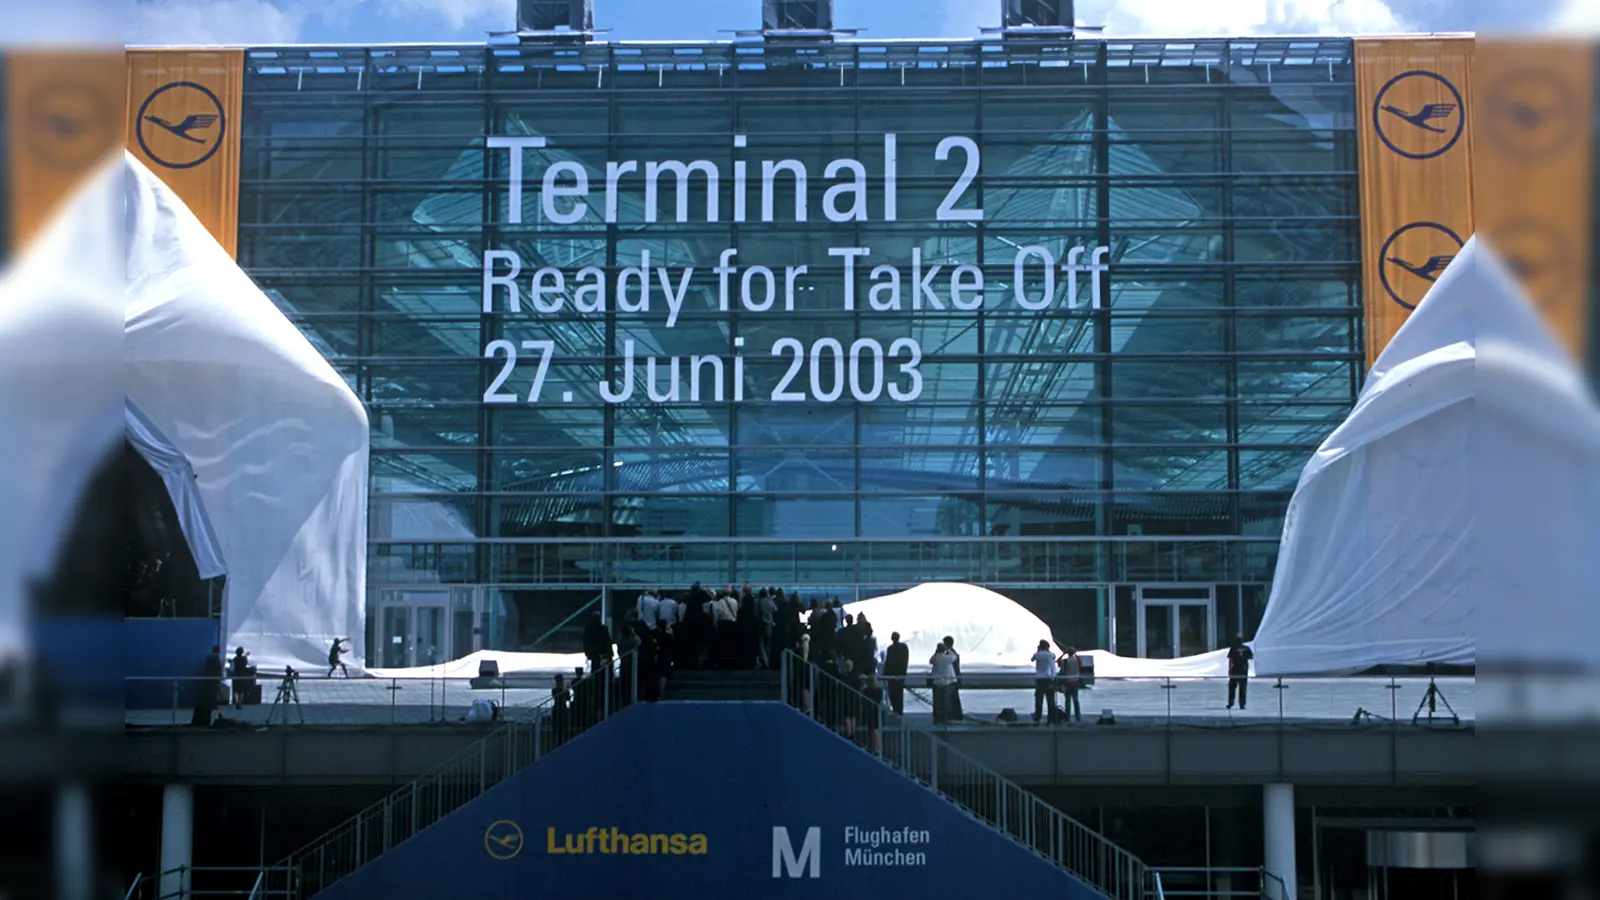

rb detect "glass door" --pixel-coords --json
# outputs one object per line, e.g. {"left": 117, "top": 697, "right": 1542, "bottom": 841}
{"left": 1136, "top": 586, "right": 1217, "bottom": 659}
{"left": 377, "top": 588, "right": 451, "bottom": 668}
{"left": 1142, "top": 604, "right": 1176, "bottom": 659}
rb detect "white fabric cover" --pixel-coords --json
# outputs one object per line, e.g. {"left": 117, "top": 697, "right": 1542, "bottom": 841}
{"left": 0, "top": 153, "right": 124, "bottom": 661}
{"left": 843, "top": 582, "right": 1056, "bottom": 668}
{"left": 1252, "top": 237, "right": 1600, "bottom": 675}
{"left": 123, "top": 152, "right": 371, "bottom": 670}
{"left": 124, "top": 399, "right": 227, "bottom": 580}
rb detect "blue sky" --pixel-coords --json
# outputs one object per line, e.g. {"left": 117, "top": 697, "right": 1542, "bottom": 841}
{"left": 5, "top": 0, "right": 1590, "bottom": 48}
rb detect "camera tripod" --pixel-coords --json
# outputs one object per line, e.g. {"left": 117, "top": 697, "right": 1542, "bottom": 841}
{"left": 266, "top": 669, "right": 304, "bottom": 726}
{"left": 1411, "top": 677, "right": 1459, "bottom": 726}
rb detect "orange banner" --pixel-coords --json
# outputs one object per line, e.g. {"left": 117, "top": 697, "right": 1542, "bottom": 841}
{"left": 1356, "top": 38, "right": 1476, "bottom": 366}
{"left": 1471, "top": 40, "right": 1594, "bottom": 364}
{"left": 5, "top": 50, "right": 125, "bottom": 256}
{"left": 125, "top": 49, "right": 243, "bottom": 256}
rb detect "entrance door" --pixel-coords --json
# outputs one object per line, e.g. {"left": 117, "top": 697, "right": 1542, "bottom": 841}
{"left": 1135, "top": 586, "right": 1216, "bottom": 659}
{"left": 377, "top": 589, "right": 450, "bottom": 668}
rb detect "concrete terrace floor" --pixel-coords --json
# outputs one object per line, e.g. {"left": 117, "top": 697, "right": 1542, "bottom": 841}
{"left": 125, "top": 675, "right": 1476, "bottom": 729}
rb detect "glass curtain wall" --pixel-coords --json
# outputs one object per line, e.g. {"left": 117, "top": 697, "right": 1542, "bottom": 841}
{"left": 238, "top": 39, "right": 1361, "bottom": 657}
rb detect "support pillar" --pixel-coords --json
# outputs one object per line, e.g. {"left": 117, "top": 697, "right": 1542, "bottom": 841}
{"left": 1263, "top": 783, "right": 1297, "bottom": 900}
{"left": 56, "top": 783, "right": 91, "bottom": 900}
{"left": 160, "top": 784, "right": 194, "bottom": 900}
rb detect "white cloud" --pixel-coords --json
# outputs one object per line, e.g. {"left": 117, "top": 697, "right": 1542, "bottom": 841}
{"left": 1, "top": 0, "right": 125, "bottom": 45}
{"left": 127, "top": 0, "right": 303, "bottom": 44}
{"left": 384, "top": 0, "right": 504, "bottom": 32}
{"left": 1552, "top": 0, "right": 1600, "bottom": 33}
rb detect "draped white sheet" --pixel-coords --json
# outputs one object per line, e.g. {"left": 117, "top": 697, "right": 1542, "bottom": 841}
{"left": 123, "top": 152, "right": 371, "bottom": 670}
{"left": 124, "top": 400, "right": 227, "bottom": 580}
{"left": 1251, "top": 237, "right": 1600, "bottom": 675}
{"left": 0, "top": 151, "right": 123, "bottom": 662}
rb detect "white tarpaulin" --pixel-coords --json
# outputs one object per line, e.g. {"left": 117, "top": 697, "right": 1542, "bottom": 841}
{"left": 842, "top": 582, "right": 1056, "bottom": 668}
{"left": 1252, "top": 237, "right": 1600, "bottom": 675}
{"left": 0, "top": 153, "right": 123, "bottom": 661}
{"left": 123, "top": 152, "right": 371, "bottom": 670}
{"left": 124, "top": 399, "right": 227, "bottom": 580}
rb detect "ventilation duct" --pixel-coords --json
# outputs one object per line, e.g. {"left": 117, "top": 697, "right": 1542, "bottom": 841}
{"left": 762, "top": 0, "right": 834, "bottom": 32}
{"left": 517, "top": 0, "right": 594, "bottom": 32}
{"left": 1003, "top": 0, "right": 1074, "bottom": 28}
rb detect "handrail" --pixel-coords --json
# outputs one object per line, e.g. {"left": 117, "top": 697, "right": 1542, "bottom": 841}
{"left": 123, "top": 873, "right": 142, "bottom": 900}
{"left": 779, "top": 650, "right": 1158, "bottom": 900}
{"left": 279, "top": 648, "right": 639, "bottom": 897}
{"left": 247, "top": 869, "right": 265, "bottom": 900}
{"left": 1152, "top": 870, "right": 1165, "bottom": 900}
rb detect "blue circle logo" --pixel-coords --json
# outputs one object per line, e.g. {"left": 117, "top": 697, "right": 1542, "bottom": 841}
{"left": 24, "top": 78, "right": 115, "bottom": 172}
{"left": 1486, "top": 67, "right": 1579, "bottom": 163}
{"left": 135, "top": 81, "right": 226, "bottom": 170}
{"left": 1488, "top": 218, "right": 1570, "bottom": 312}
{"left": 1379, "top": 222, "right": 1463, "bottom": 310}
{"left": 1373, "top": 70, "right": 1465, "bottom": 160}
{"left": 484, "top": 819, "right": 523, "bottom": 860}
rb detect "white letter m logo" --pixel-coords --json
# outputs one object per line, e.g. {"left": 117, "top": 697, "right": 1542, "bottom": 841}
{"left": 772, "top": 826, "right": 821, "bottom": 879}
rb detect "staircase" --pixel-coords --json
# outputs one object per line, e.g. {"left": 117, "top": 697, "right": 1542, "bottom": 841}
{"left": 779, "top": 651, "right": 1162, "bottom": 900}
{"left": 661, "top": 667, "right": 780, "bottom": 701}
{"left": 267, "top": 653, "right": 640, "bottom": 899}
{"left": 161, "top": 648, "right": 1162, "bottom": 900}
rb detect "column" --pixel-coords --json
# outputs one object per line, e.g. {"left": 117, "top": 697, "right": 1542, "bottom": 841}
{"left": 160, "top": 784, "right": 194, "bottom": 900}
{"left": 56, "top": 783, "right": 91, "bottom": 900}
{"left": 1263, "top": 783, "right": 1296, "bottom": 900}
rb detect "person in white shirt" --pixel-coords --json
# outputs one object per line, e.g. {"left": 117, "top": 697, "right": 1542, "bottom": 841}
{"left": 1031, "top": 639, "right": 1059, "bottom": 724}
{"left": 656, "top": 593, "right": 679, "bottom": 631}
{"left": 637, "top": 590, "right": 660, "bottom": 632}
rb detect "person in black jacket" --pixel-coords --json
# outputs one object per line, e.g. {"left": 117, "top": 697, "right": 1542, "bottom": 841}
{"left": 192, "top": 645, "right": 223, "bottom": 726}
{"left": 1226, "top": 634, "right": 1254, "bottom": 710}
{"left": 882, "top": 632, "right": 909, "bottom": 715}
{"left": 582, "top": 612, "right": 613, "bottom": 678}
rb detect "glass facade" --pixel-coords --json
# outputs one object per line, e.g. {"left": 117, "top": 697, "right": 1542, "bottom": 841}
{"left": 238, "top": 38, "right": 1363, "bottom": 660}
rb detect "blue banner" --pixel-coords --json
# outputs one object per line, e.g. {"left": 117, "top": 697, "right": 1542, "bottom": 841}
{"left": 316, "top": 701, "right": 1102, "bottom": 900}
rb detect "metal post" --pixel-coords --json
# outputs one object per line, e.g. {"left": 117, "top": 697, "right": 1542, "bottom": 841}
{"left": 383, "top": 797, "right": 392, "bottom": 855}
{"left": 779, "top": 652, "right": 788, "bottom": 705}
{"left": 930, "top": 743, "right": 939, "bottom": 795}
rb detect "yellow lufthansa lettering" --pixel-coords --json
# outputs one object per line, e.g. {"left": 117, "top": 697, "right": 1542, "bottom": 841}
{"left": 544, "top": 826, "right": 709, "bottom": 855}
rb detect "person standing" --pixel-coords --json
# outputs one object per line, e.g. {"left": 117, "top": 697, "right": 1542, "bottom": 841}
{"left": 582, "top": 611, "right": 612, "bottom": 678}
{"left": 327, "top": 637, "right": 350, "bottom": 678}
{"left": 1031, "top": 640, "right": 1058, "bottom": 724}
{"left": 929, "top": 641, "right": 959, "bottom": 725}
{"left": 882, "top": 632, "right": 909, "bottom": 715}
{"left": 1226, "top": 633, "right": 1254, "bottom": 710}
{"left": 636, "top": 589, "right": 660, "bottom": 634}
{"left": 192, "top": 645, "right": 223, "bottom": 726}
{"left": 1058, "top": 646, "right": 1084, "bottom": 724}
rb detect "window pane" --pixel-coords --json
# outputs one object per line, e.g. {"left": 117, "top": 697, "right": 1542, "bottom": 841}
{"left": 860, "top": 495, "right": 980, "bottom": 538}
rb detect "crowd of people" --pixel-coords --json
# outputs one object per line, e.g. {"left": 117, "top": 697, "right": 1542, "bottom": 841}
{"left": 586, "top": 584, "right": 1091, "bottom": 746}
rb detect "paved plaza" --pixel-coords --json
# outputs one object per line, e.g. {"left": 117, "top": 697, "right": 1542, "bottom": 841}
{"left": 125, "top": 674, "right": 1476, "bottom": 729}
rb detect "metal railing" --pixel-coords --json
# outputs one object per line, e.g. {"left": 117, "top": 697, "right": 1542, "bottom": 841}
{"left": 123, "top": 670, "right": 561, "bottom": 729}
{"left": 1152, "top": 866, "right": 1285, "bottom": 898}
{"left": 779, "top": 650, "right": 1160, "bottom": 900}
{"left": 858, "top": 670, "right": 1474, "bottom": 728}
{"left": 276, "top": 650, "right": 640, "bottom": 898}
{"left": 124, "top": 866, "right": 294, "bottom": 900}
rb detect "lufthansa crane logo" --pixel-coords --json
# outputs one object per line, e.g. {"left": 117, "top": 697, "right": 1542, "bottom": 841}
{"left": 484, "top": 820, "right": 523, "bottom": 860}
{"left": 1373, "top": 70, "right": 1465, "bottom": 160}
{"left": 1486, "top": 67, "right": 1579, "bottom": 162}
{"left": 23, "top": 79, "right": 115, "bottom": 171}
{"left": 136, "top": 81, "right": 226, "bottom": 170}
{"left": 1488, "top": 218, "right": 1571, "bottom": 312}
{"left": 1379, "top": 222, "right": 1464, "bottom": 310}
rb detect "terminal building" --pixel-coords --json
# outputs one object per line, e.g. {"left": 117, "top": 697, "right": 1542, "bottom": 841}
{"left": 14, "top": 0, "right": 1596, "bottom": 896}
{"left": 103, "top": 2, "right": 1589, "bottom": 669}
